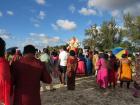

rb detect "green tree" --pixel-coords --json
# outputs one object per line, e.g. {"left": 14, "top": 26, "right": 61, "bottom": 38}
{"left": 100, "top": 19, "right": 118, "bottom": 50}
{"left": 83, "top": 24, "right": 100, "bottom": 49}
{"left": 83, "top": 19, "right": 119, "bottom": 50}
{"left": 123, "top": 14, "right": 140, "bottom": 41}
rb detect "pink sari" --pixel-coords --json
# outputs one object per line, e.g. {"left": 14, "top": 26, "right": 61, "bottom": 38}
{"left": 76, "top": 58, "right": 86, "bottom": 75}
{"left": 96, "top": 58, "right": 108, "bottom": 88}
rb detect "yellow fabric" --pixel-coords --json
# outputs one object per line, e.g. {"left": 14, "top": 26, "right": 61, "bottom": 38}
{"left": 118, "top": 59, "right": 132, "bottom": 81}
{"left": 116, "top": 50, "right": 126, "bottom": 59}
{"left": 92, "top": 54, "right": 99, "bottom": 70}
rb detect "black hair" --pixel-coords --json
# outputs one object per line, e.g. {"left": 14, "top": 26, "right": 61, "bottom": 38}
{"left": 69, "top": 50, "right": 75, "bottom": 56}
{"left": 63, "top": 46, "right": 67, "bottom": 51}
{"left": 43, "top": 48, "right": 49, "bottom": 54}
{"left": 94, "top": 51, "right": 98, "bottom": 54}
{"left": 0, "top": 37, "right": 6, "bottom": 57}
{"left": 122, "top": 54, "right": 127, "bottom": 58}
{"left": 110, "top": 54, "right": 116, "bottom": 59}
{"left": 51, "top": 50, "right": 58, "bottom": 57}
{"left": 23, "top": 45, "right": 36, "bottom": 55}
{"left": 104, "top": 53, "right": 109, "bottom": 60}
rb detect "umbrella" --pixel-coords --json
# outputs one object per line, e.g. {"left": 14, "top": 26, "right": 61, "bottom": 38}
{"left": 112, "top": 47, "right": 124, "bottom": 55}
{"left": 112, "top": 47, "right": 128, "bottom": 59}
{"left": 115, "top": 50, "right": 127, "bottom": 59}
{"left": 6, "top": 47, "right": 18, "bottom": 54}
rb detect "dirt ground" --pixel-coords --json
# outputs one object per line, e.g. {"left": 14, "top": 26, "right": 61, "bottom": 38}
{"left": 41, "top": 76, "right": 140, "bottom": 105}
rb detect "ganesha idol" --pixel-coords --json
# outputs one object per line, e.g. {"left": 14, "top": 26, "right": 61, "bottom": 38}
{"left": 67, "top": 37, "right": 80, "bottom": 54}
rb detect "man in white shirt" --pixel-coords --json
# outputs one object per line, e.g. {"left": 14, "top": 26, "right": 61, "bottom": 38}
{"left": 59, "top": 46, "right": 69, "bottom": 85}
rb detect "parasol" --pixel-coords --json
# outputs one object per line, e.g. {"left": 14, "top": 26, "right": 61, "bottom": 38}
{"left": 112, "top": 47, "right": 128, "bottom": 59}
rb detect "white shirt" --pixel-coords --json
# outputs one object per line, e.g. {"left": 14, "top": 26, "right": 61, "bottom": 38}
{"left": 59, "top": 50, "right": 69, "bottom": 66}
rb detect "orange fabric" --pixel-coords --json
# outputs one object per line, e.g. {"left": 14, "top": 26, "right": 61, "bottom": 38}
{"left": 118, "top": 59, "right": 132, "bottom": 81}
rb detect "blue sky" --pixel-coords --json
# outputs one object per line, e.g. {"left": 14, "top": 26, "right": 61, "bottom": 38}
{"left": 0, "top": 0, "right": 140, "bottom": 50}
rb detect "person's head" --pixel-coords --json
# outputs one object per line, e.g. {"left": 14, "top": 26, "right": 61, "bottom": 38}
{"left": 23, "top": 45, "right": 36, "bottom": 55}
{"left": 104, "top": 53, "right": 109, "bottom": 60}
{"left": 69, "top": 50, "right": 75, "bottom": 56}
{"left": 43, "top": 48, "right": 49, "bottom": 54}
{"left": 99, "top": 53, "right": 104, "bottom": 58}
{"left": 51, "top": 50, "right": 58, "bottom": 57}
{"left": 122, "top": 54, "right": 127, "bottom": 58}
{"left": 94, "top": 50, "right": 98, "bottom": 55}
{"left": 110, "top": 54, "right": 116, "bottom": 59}
{"left": 0, "top": 37, "right": 6, "bottom": 57}
{"left": 63, "top": 46, "right": 67, "bottom": 51}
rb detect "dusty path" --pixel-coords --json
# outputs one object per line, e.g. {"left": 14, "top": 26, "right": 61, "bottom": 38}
{"left": 41, "top": 76, "right": 140, "bottom": 105}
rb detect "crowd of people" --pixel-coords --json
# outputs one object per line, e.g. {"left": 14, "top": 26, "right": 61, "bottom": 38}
{"left": 0, "top": 37, "right": 140, "bottom": 105}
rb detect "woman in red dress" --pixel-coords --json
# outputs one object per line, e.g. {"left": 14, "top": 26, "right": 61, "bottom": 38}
{"left": 67, "top": 50, "right": 78, "bottom": 90}
{"left": 108, "top": 54, "right": 118, "bottom": 88}
{"left": 0, "top": 37, "right": 11, "bottom": 105}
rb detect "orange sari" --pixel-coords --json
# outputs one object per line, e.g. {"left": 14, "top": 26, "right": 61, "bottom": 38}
{"left": 118, "top": 58, "right": 132, "bottom": 81}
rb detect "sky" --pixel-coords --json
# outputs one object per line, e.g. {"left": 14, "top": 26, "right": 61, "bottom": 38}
{"left": 0, "top": 0, "right": 140, "bottom": 50}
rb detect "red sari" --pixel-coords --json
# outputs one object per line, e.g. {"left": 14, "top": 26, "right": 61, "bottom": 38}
{"left": 11, "top": 55, "right": 52, "bottom": 105}
{"left": 67, "top": 56, "right": 78, "bottom": 90}
{"left": 0, "top": 57, "right": 11, "bottom": 105}
{"left": 108, "top": 58, "right": 117, "bottom": 87}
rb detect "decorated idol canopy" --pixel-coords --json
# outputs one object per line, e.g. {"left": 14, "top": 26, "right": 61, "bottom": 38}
{"left": 112, "top": 47, "right": 128, "bottom": 59}
{"left": 67, "top": 37, "right": 80, "bottom": 53}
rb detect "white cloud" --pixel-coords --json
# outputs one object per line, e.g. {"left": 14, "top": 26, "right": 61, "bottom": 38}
{"left": 34, "top": 24, "right": 40, "bottom": 27}
{"left": 69, "top": 4, "right": 76, "bottom": 13}
{"left": 51, "top": 24, "right": 58, "bottom": 30}
{"left": 30, "top": 17, "right": 40, "bottom": 23}
{"left": 79, "top": 8, "right": 96, "bottom": 16}
{"left": 87, "top": 0, "right": 140, "bottom": 16}
{"left": 7, "top": 10, "right": 14, "bottom": 16}
{"left": 30, "top": 11, "right": 46, "bottom": 27}
{"left": 38, "top": 11, "right": 46, "bottom": 20}
{"left": 36, "top": 0, "right": 46, "bottom": 5}
{"left": 0, "top": 29, "right": 11, "bottom": 40}
{"left": 0, "top": 11, "right": 3, "bottom": 17}
{"left": 54, "top": 19, "right": 77, "bottom": 30}
{"left": 111, "top": 10, "right": 120, "bottom": 17}
{"left": 22, "top": 33, "right": 61, "bottom": 49}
